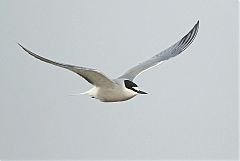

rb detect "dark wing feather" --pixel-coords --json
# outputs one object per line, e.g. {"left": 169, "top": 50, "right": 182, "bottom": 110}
{"left": 119, "top": 21, "right": 199, "bottom": 81}
{"left": 18, "top": 44, "right": 115, "bottom": 88}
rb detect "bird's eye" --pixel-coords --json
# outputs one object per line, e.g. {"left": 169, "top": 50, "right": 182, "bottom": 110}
{"left": 124, "top": 80, "right": 138, "bottom": 89}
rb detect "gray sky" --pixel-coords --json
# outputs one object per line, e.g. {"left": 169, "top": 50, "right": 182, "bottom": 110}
{"left": 0, "top": 0, "right": 238, "bottom": 160}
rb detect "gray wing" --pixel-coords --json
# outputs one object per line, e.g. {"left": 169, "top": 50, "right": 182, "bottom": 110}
{"left": 18, "top": 44, "right": 115, "bottom": 88}
{"left": 119, "top": 20, "right": 199, "bottom": 81}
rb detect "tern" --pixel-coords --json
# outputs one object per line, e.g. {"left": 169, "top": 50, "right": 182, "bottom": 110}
{"left": 19, "top": 21, "right": 199, "bottom": 102}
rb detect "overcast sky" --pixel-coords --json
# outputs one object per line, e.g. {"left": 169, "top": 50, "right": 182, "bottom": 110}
{"left": 0, "top": 0, "right": 238, "bottom": 160}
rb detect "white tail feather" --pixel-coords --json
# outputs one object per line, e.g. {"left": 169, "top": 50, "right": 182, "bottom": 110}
{"left": 68, "top": 91, "right": 89, "bottom": 96}
{"left": 68, "top": 88, "right": 95, "bottom": 96}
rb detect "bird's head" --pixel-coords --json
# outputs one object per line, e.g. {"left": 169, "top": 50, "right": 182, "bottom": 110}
{"left": 124, "top": 80, "right": 147, "bottom": 95}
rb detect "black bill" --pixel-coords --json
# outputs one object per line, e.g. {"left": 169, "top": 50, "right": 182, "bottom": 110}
{"left": 137, "top": 90, "right": 148, "bottom": 94}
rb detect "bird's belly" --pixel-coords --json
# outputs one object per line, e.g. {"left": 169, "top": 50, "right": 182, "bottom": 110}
{"left": 96, "top": 88, "right": 137, "bottom": 102}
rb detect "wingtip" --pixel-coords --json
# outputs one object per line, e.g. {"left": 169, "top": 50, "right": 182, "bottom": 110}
{"left": 17, "top": 43, "right": 29, "bottom": 53}
{"left": 17, "top": 43, "right": 24, "bottom": 49}
{"left": 192, "top": 20, "right": 199, "bottom": 32}
{"left": 196, "top": 20, "right": 200, "bottom": 26}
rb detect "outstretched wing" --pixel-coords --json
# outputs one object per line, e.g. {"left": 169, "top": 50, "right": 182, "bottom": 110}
{"left": 119, "top": 20, "right": 199, "bottom": 81}
{"left": 18, "top": 44, "right": 115, "bottom": 88}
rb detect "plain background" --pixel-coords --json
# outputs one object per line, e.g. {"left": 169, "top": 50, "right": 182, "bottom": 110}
{"left": 0, "top": 0, "right": 238, "bottom": 160}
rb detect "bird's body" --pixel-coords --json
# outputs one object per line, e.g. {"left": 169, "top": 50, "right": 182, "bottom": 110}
{"left": 86, "top": 79, "right": 137, "bottom": 102}
{"left": 19, "top": 21, "right": 199, "bottom": 102}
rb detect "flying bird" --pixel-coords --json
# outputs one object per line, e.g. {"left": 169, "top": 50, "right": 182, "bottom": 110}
{"left": 19, "top": 21, "right": 199, "bottom": 102}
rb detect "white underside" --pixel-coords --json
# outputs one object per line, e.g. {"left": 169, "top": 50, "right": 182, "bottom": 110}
{"left": 83, "top": 84, "right": 138, "bottom": 102}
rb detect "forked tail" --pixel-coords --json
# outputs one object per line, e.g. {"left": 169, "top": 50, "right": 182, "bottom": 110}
{"left": 68, "top": 88, "right": 93, "bottom": 96}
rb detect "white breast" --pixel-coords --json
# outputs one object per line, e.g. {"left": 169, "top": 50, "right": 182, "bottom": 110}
{"left": 85, "top": 83, "right": 138, "bottom": 102}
